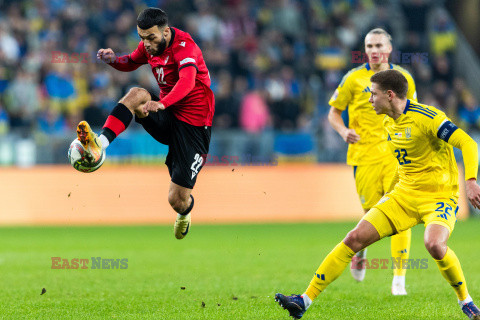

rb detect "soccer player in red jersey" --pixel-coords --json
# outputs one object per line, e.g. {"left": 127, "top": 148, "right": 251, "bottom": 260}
{"left": 75, "top": 8, "right": 215, "bottom": 239}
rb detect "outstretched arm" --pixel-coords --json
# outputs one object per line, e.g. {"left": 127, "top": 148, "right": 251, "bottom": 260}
{"left": 97, "top": 47, "right": 146, "bottom": 72}
{"left": 448, "top": 128, "right": 480, "bottom": 208}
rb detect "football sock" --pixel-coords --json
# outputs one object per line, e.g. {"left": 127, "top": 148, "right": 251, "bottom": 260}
{"left": 458, "top": 295, "right": 473, "bottom": 306}
{"left": 305, "top": 241, "right": 355, "bottom": 300}
{"left": 392, "top": 275, "right": 405, "bottom": 287}
{"left": 391, "top": 228, "right": 411, "bottom": 277}
{"left": 178, "top": 195, "right": 194, "bottom": 216}
{"left": 435, "top": 247, "right": 469, "bottom": 301}
{"left": 101, "top": 103, "right": 133, "bottom": 144}
{"left": 301, "top": 293, "right": 312, "bottom": 309}
{"left": 99, "top": 134, "right": 109, "bottom": 150}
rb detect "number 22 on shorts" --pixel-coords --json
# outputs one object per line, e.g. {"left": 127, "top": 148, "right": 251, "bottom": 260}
{"left": 190, "top": 153, "right": 203, "bottom": 179}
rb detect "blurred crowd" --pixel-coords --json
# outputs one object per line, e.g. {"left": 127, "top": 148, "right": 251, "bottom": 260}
{"left": 0, "top": 0, "right": 479, "bottom": 139}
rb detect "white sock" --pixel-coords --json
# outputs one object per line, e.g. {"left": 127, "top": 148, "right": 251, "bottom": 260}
{"left": 392, "top": 275, "right": 405, "bottom": 287}
{"left": 302, "top": 293, "right": 312, "bottom": 309}
{"left": 177, "top": 213, "right": 189, "bottom": 219}
{"left": 99, "top": 134, "right": 110, "bottom": 150}
{"left": 458, "top": 294, "right": 473, "bottom": 306}
{"left": 355, "top": 248, "right": 367, "bottom": 258}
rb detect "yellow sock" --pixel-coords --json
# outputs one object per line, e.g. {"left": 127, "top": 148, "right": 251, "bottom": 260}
{"left": 305, "top": 241, "right": 355, "bottom": 300}
{"left": 391, "top": 228, "right": 411, "bottom": 277}
{"left": 435, "top": 247, "right": 469, "bottom": 300}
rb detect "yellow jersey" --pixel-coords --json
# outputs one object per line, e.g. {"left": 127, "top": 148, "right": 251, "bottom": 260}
{"left": 384, "top": 100, "right": 460, "bottom": 197}
{"left": 329, "top": 63, "right": 417, "bottom": 166}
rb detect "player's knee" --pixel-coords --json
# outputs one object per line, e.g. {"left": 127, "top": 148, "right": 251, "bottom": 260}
{"left": 424, "top": 239, "right": 447, "bottom": 260}
{"left": 344, "top": 229, "right": 364, "bottom": 252}
{"left": 168, "top": 193, "right": 189, "bottom": 213}
{"left": 128, "top": 87, "right": 150, "bottom": 102}
{"left": 120, "top": 87, "right": 150, "bottom": 110}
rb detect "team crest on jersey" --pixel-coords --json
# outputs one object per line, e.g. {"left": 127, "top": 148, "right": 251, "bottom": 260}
{"left": 405, "top": 127, "right": 411, "bottom": 139}
{"left": 180, "top": 41, "right": 186, "bottom": 47}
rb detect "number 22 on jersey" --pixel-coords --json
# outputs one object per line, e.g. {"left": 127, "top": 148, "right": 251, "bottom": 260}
{"left": 395, "top": 149, "right": 411, "bottom": 165}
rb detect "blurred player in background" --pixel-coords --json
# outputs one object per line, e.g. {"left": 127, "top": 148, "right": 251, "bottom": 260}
{"left": 328, "top": 28, "right": 417, "bottom": 294}
{"left": 75, "top": 7, "right": 215, "bottom": 239}
{"left": 276, "top": 69, "right": 480, "bottom": 320}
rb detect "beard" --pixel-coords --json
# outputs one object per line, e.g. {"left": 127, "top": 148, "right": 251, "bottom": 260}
{"left": 151, "top": 37, "right": 167, "bottom": 56}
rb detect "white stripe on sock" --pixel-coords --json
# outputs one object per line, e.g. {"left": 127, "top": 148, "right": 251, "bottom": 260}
{"left": 99, "top": 134, "right": 109, "bottom": 150}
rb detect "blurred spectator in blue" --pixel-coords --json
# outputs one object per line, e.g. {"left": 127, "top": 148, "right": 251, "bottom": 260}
{"left": 44, "top": 64, "right": 77, "bottom": 114}
{"left": 0, "top": 103, "right": 10, "bottom": 135}
{"left": 45, "top": 64, "right": 76, "bottom": 100}
{"left": 36, "top": 106, "right": 68, "bottom": 134}
{"left": 0, "top": 66, "right": 9, "bottom": 94}
{"left": 458, "top": 93, "right": 480, "bottom": 133}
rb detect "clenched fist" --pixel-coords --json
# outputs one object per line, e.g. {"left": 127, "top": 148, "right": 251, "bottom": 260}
{"left": 143, "top": 101, "right": 165, "bottom": 116}
{"left": 97, "top": 48, "right": 117, "bottom": 63}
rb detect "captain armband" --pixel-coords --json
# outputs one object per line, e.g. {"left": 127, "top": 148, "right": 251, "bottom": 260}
{"left": 437, "top": 120, "right": 458, "bottom": 142}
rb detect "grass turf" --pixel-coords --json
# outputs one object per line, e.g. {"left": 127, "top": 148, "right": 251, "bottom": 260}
{"left": 1, "top": 219, "right": 479, "bottom": 319}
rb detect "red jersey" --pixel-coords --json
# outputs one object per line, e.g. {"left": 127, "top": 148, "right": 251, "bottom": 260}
{"left": 115, "top": 28, "right": 214, "bottom": 126}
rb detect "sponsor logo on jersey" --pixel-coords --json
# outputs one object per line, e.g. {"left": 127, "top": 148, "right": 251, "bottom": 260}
{"left": 362, "top": 86, "right": 371, "bottom": 93}
{"left": 180, "top": 41, "right": 186, "bottom": 47}
{"left": 180, "top": 57, "right": 196, "bottom": 65}
{"left": 378, "top": 196, "right": 389, "bottom": 205}
{"left": 164, "top": 56, "right": 169, "bottom": 64}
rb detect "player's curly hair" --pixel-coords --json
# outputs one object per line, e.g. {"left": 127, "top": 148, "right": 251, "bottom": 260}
{"left": 370, "top": 70, "right": 408, "bottom": 99}
{"left": 137, "top": 8, "right": 168, "bottom": 30}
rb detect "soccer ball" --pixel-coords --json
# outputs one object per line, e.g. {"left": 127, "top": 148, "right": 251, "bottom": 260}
{"left": 68, "top": 138, "right": 105, "bottom": 173}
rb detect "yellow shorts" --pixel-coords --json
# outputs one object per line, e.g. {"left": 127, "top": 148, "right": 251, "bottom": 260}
{"left": 354, "top": 159, "right": 397, "bottom": 210}
{"left": 363, "top": 189, "right": 458, "bottom": 238}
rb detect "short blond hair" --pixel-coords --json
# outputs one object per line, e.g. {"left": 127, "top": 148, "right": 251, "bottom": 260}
{"left": 365, "top": 28, "right": 392, "bottom": 44}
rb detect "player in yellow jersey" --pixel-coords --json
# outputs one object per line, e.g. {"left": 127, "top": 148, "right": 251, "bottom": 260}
{"left": 328, "top": 28, "right": 416, "bottom": 294}
{"left": 275, "top": 69, "right": 480, "bottom": 319}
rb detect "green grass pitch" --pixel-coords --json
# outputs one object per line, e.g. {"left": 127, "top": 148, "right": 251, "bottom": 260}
{"left": 1, "top": 219, "right": 480, "bottom": 319}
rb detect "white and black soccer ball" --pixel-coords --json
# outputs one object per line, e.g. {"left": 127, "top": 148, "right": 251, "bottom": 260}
{"left": 68, "top": 138, "right": 105, "bottom": 173}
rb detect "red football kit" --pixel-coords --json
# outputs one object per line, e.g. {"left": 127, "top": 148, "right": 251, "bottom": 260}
{"left": 109, "top": 27, "right": 215, "bottom": 126}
